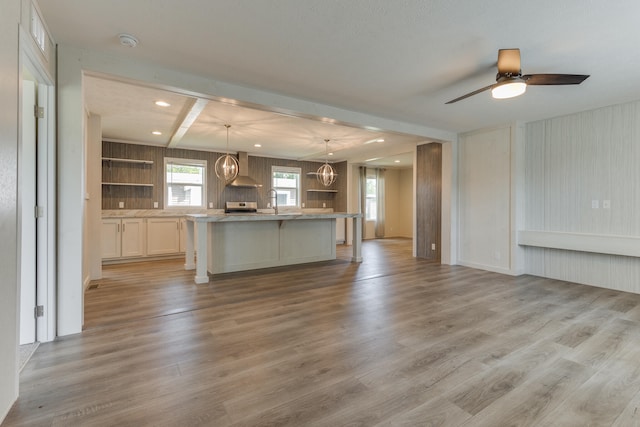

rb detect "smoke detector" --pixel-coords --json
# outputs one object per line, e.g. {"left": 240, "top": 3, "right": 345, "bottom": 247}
{"left": 118, "top": 33, "right": 139, "bottom": 48}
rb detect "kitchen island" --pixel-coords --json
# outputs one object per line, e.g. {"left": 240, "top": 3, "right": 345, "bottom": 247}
{"left": 184, "top": 212, "right": 362, "bottom": 283}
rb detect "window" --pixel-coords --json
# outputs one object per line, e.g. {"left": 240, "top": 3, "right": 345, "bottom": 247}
{"left": 366, "top": 177, "right": 377, "bottom": 220}
{"left": 271, "top": 166, "right": 301, "bottom": 207}
{"left": 164, "top": 157, "right": 207, "bottom": 208}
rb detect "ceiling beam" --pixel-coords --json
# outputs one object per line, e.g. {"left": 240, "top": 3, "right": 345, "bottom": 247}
{"left": 167, "top": 97, "right": 209, "bottom": 148}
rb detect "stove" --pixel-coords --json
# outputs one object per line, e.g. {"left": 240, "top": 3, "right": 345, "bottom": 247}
{"left": 224, "top": 201, "right": 258, "bottom": 214}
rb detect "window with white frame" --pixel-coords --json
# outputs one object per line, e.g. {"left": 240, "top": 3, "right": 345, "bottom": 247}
{"left": 365, "top": 177, "right": 377, "bottom": 220}
{"left": 164, "top": 157, "right": 207, "bottom": 208}
{"left": 271, "top": 166, "right": 301, "bottom": 207}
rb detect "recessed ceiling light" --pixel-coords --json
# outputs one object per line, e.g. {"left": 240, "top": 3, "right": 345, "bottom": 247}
{"left": 152, "top": 131, "right": 162, "bottom": 135}
{"left": 155, "top": 101, "right": 170, "bottom": 107}
{"left": 328, "top": 152, "right": 334, "bottom": 156}
{"left": 254, "top": 144, "right": 262, "bottom": 148}
{"left": 365, "top": 157, "right": 381, "bottom": 162}
{"left": 364, "top": 138, "right": 385, "bottom": 145}
{"left": 394, "top": 160, "right": 401, "bottom": 163}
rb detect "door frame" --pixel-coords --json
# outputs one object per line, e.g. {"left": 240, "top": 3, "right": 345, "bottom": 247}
{"left": 19, "top": 26, "right": 56, "bottom": 343}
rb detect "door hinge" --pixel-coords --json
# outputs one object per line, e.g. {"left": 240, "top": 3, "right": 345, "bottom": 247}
{"left": 34, "top": 105, "right": 45, "bottom": 119}
{"left": 34, "top": 305, "right": 44, "bottom": 318}
{"left": 35, "top": 205, "right": 44, "bottom": 218}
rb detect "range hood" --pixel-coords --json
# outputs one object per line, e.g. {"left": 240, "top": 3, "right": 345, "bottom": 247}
{"left": 227, "top": 152, "right": 262, "bottom": 188}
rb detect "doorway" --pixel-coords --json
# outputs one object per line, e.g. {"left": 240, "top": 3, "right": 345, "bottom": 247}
{"left": 19, "top": 55, "right": 56, "bottom": 347}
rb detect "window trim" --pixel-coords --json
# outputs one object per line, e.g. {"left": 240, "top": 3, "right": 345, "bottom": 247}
{"left": 271, "top": 165, "right": 301, "bottom": 208}
{"left": 365, "top": 176, "right": 377, "bottom": 221}
{"left": 164, "top": 157, "right": 207, "bottom": 209}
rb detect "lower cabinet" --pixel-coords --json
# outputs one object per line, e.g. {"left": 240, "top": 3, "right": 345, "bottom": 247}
{"left": 102, "top": 216, "right": 192, "bottom": 261}
{"left": 146, "top": 217, "right": 181, "bottom": 255}
{"left": 101, "top": 218, "right": 145, "bottom": 259}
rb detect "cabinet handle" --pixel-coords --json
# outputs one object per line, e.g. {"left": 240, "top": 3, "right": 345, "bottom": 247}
{"left": 177, "top": 222, "right": 179, "bottom": 230}
{"left": 117, "top": 223, "right": 120, "bottom": 232}
{"left": 123, "top": 223, "right": 126, "bottom": 233}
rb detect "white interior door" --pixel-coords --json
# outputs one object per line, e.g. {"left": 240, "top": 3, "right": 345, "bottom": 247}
{"left": 20, "top": 79, "right": 37, "bottom": 345}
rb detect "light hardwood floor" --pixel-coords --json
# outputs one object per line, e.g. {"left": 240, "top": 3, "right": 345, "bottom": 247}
{"left": 5, "top": 238, "right": 640, "bottom": 426}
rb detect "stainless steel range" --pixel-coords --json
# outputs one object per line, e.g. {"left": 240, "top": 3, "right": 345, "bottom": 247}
{"left": 224, "top": 201, "right": 258, "bottom": 214}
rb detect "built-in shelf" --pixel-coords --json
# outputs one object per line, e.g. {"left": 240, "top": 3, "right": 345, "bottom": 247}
{"left": 102, "top": 157, "right": 154, "bottom": 165}
{"left": 102, "top": 182, "right": 154, "bottom": 187}
{"left": 306, "top": 189, "right": 338, "bottom": 193}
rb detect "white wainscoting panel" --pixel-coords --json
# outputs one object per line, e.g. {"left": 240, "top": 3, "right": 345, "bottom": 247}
{"left": 523, "top": 100, "right": 640, "bottom": 293}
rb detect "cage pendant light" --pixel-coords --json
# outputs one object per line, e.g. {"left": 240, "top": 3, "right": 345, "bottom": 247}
{"left": 214, "top": 124, "right": 239, "bottom": 182}
{"left": 317, "top": 139, "right": 337, "bottom": 187}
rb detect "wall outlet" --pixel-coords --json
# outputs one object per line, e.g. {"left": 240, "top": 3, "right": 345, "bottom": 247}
{"left": 267, "top": 202, "right": 271, "bottom": 208}
{"left": 603, "top": 200, "right": 611, "bottom": 209}
{"left": 431, "top": 243, "right": 436, "bottom": 250}
{"left": 323, "top": 202, "right": 326, "bottom": 208}
{"left": 118, "top": 201, "right": 124, "bottom": 209}
{"left": 208, "top": 202, "right": 214, "bottom": 208}
{"left": 302, "top": 203, "right": 305, "bottom": 208}
{"left": 591, "top": 200, "right": 599, "bottom": 209}
{"left": 153, "top": 201, "right": 158, "bottom": 208}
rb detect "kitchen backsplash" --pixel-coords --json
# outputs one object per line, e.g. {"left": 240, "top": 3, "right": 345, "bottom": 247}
{"left": 102, "top": 141, "right": 347, "bottom": 211}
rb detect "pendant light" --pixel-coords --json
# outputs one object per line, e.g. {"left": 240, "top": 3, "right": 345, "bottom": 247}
{"left": 317, "top": 139, "right": 337, "bottom": 187}
{"left": 214, "top": 124, "right": 239, "bottom": 182}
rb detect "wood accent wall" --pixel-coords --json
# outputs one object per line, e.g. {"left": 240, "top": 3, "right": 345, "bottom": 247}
{"left": 102, "top": 142, "right": 347, "bottom": 210}
{"left": 415, "top": 143, "right": 442, "bottom": 260}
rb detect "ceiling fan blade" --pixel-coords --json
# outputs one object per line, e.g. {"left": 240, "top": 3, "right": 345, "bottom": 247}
{"left": 497, "top": 49, "right": 521, "bottom": 75}
{"left": 523, "top": 74, "right": 590, "bottom": 85}
{"left": 446, "top": 84, "right": 495, "bottom": 104}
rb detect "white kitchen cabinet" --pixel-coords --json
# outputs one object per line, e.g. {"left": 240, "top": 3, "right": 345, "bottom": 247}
{"left": 101, "top": 218, "right": 145, "bottom": 259}
{"left": 147, "top": 217, "right": 181, "bottom": 255}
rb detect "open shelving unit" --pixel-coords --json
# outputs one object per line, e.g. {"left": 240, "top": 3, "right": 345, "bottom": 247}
{"left": 102, "top": 157, "right": 154, "bottom": 187}
{"left": 102, "top": 157, "right": 154, "bottom": 165}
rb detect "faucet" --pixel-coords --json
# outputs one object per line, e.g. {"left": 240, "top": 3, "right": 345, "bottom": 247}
{"left": 267, "top": 188, "right": 278, "bottom": 215}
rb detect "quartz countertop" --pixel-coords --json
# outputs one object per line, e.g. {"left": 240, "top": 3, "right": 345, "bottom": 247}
{"left": 102, "top": 208, "right": 342, "bottom": 219}
{"left": 185, "top": 212, "right": 361, "bottom": 222}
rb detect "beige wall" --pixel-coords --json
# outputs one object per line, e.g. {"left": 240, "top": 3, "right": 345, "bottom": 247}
{"left": 1, "top": 0, "right": 20, "bottom": 421}
{"left": 458, "top": 126, "right": 513, "bottom": 273}
{"left": 383, "top": 168, "right": 413, "bottom": 238}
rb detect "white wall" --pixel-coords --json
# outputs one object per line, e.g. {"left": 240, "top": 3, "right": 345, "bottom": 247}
{"left": 524, "top": 101, "right": 640, "bottom": 293}
{"left": 84, "top": 114, "right": 102, "bottom": 284}
{"left": 56, "top": 46, "right": 85, "bottom": 335}
{"left": 458, "top": 125, "right": 523, "bottom": 275}
{"left": 0, "top": 0, "right": 21, "bottom": 421}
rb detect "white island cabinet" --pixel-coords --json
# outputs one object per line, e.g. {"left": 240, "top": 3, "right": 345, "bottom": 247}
{"left": 184, "top": 213, "right": 363, "bottom": 284}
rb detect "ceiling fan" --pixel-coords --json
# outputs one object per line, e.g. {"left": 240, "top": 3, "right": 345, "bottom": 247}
{"left": 446, "top": 48, "right": 589, "bottom": 104}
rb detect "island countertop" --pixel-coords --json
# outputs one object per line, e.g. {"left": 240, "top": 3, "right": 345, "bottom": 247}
{"left": 185, "top": 212, "right": 361, "bottom": 222}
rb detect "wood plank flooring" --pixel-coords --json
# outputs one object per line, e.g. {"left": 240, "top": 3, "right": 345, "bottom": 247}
{"left": 6, "top": 238, "right": 640, "bottom": 426}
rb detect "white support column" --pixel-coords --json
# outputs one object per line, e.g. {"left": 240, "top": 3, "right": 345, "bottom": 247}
{"left": 184, "top": 219, "right": 195, "bottom": 270}
{"left": 194, "top": 221, "right": 209, "bottom": 283}
{"left": 352, "top": 216, "right": 363, "bottom": 262}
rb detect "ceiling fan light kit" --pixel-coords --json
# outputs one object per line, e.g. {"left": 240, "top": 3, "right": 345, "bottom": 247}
{"left": 446, "top": 48, "right": 589, "bottom": 104}
{"left": 491, "top": 78, "right": 527, "bottom": 99}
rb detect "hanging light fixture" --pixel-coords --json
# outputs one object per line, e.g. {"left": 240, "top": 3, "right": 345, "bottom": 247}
{"left": 214, "top": 124, "right": 239, "bottom": 182}
{"left": 317, "top": 139, "right": 337, "bottom": 187}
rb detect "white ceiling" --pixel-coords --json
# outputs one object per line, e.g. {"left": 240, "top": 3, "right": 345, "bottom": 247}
{"left": 38, "top": 0, "right": 640, "bottom": 165}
